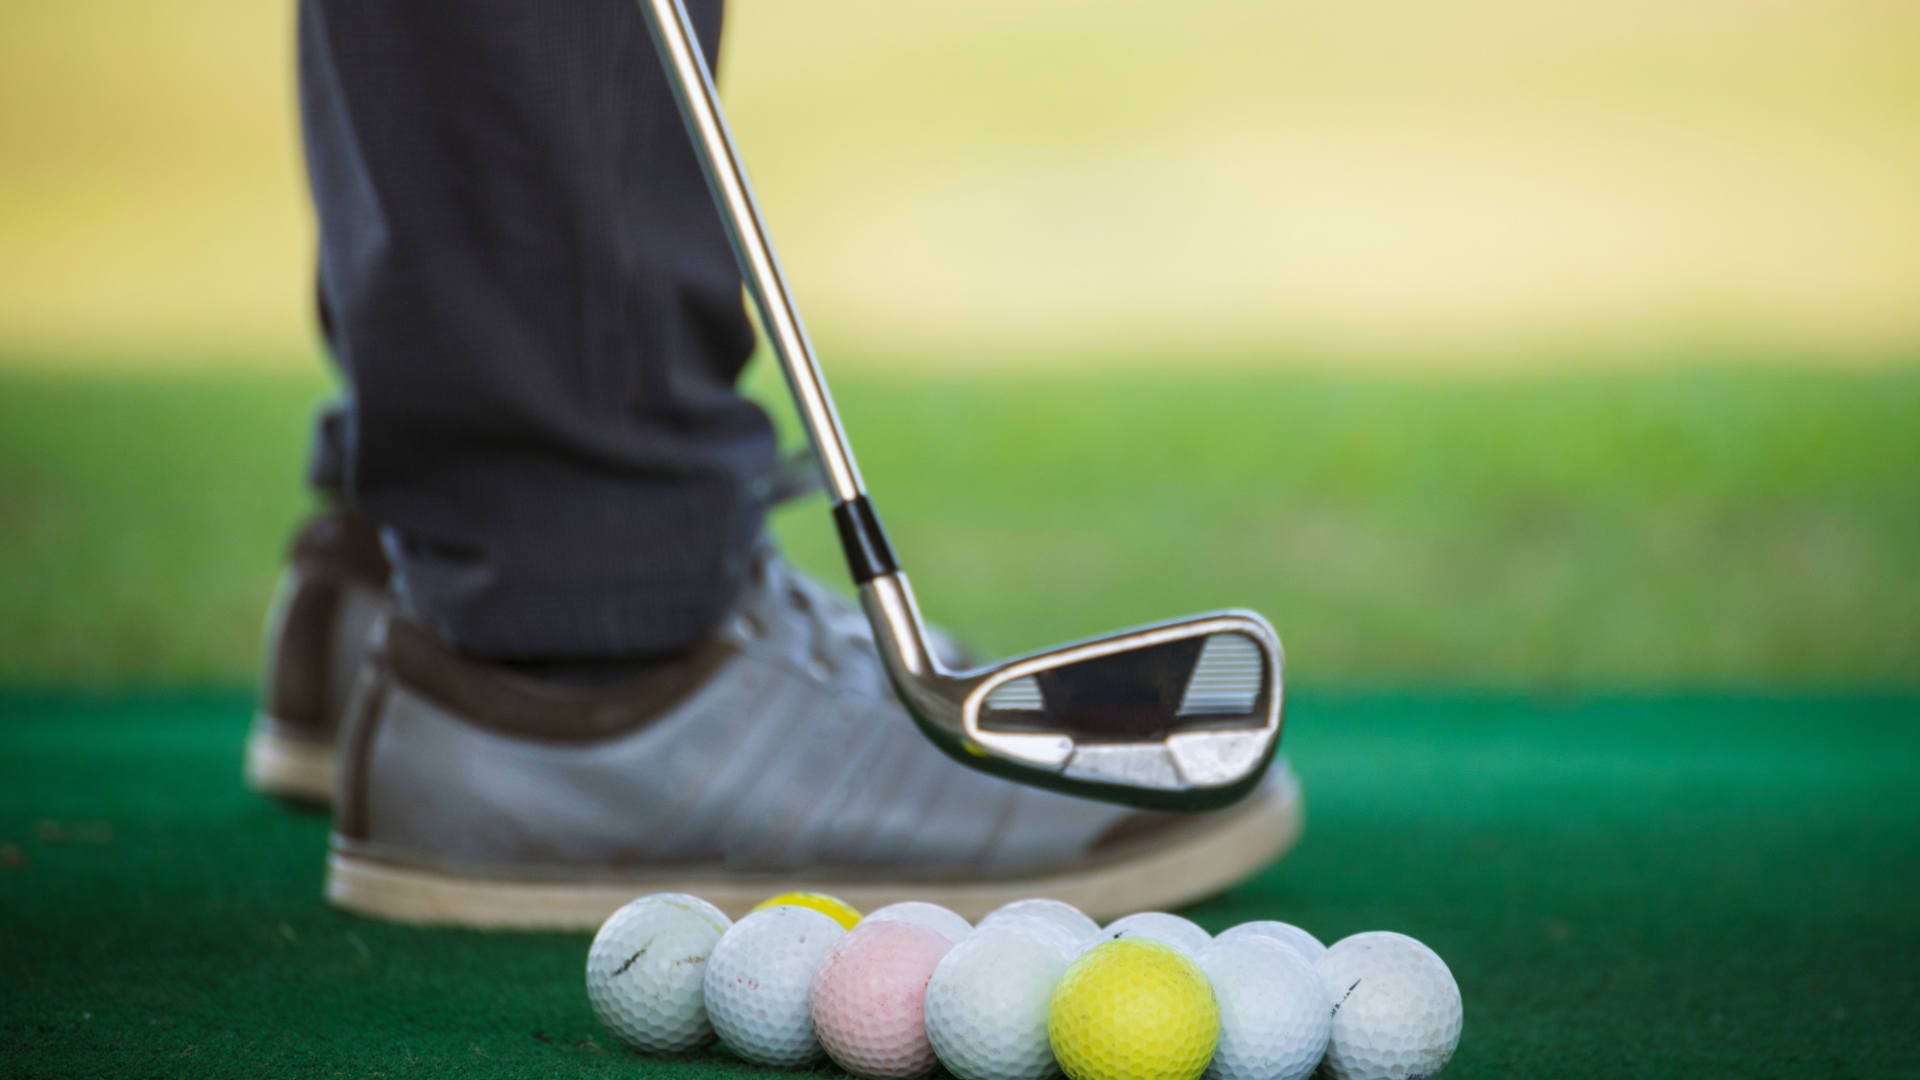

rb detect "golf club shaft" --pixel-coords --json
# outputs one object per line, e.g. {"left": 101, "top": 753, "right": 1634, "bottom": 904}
{"left": 639, "top": 0, "right": 900, "bottom": 586}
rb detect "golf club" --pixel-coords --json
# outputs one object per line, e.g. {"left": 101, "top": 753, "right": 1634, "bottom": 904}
{"left": 639, "top": 0, "right": 1285, "bottom": 811}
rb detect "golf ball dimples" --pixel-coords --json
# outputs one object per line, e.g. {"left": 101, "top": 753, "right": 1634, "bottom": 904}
{"left": 1195, "top": 936, "right": 1330, "bottom": 1080}
{"left": 1215, "top": 921, "right": 1327, "bottom": 965}
{"left": 1049, "top": 938, "right": 1220, "bottom": 1080}
{"left": 1314, "top": 932, "right": 1462, "bottom": 1080}
{"left": 977, "top": 914, "right": 1082, "bottom": 959}
{"left": 980, "top": 899, "right": 1100, "bottom": 943}
{"left": 586, "top": 893, "right": 734, "bottom": 1053}
{"left": 1079, "top": 912, "right": 1213, "bottom": 958}
{"left": 752, "top": 891, "right": 863, "bottom": 930}
{"left": 925, "top": 924, "right": 1072, "bottom": 1080}
{"left": 861, "top": 900, "right": 973, "bottom": 944}
{"left": 703, "top": 905, "right": 846, "bottom": 1066}
{"left": 809, "top": 920, "right": 953, "bottom": 1078}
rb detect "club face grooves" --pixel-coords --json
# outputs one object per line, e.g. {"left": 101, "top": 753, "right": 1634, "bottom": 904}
{"left": 912, "top": 719, "right": 1277, "bottom": 814}
{"left": 863, "top": 575, "right": 1287, "bottom": 809}
{"left": 978, "top": 637, "right": 1272, "bottom": 746}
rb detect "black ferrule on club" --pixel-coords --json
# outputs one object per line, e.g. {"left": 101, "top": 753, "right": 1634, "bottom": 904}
{"left": 832, "top": 496, "right": 898, "bottom": 584}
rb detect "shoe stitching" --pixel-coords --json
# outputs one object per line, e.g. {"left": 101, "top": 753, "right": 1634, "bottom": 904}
{"left": 801, "top": 698, "right": 923, "bottom": 868}
{"left": 612, "top": 663, "right": 776, "bottom": 859}
{"left": 709, "top": 686, "right": 848, "bottom": 870}
{"left": 853, "top": 701, "right": 942, "bottom": 859}
{"left": 630, "top": 664, "right": 798, "bottom": 862}
{"left": 688, "top": 711, "right": 818, "bottom": 869}
{"left": 751, "top": 694, "right": 900, "bottom": 872}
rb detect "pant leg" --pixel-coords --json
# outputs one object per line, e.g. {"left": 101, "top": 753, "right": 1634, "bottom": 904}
{"left": 298, "top": 0, "right": 774, "bottom": 660}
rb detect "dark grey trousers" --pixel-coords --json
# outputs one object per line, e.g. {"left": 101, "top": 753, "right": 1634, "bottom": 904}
{"left": 298, "top": 0, "right": 776, "bottom": 660}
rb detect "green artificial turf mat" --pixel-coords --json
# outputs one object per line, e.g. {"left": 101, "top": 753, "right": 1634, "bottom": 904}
{"left": 3, "top": 691, "right": 1915, "bottom": 1077}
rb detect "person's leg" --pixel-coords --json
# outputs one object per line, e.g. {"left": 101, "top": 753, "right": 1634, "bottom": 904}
{"left": 303, "top": 0, "right": 774, "bottom": 662}
{"left": 246, "top": 0, "right": 764, "bottom": 799}
{"left": 260, "top": 0, "right": 1305, "bottom": 919}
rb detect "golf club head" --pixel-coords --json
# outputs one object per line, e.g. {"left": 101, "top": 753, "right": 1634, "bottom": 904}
{"left": 861, "top": 573, "right": 1284, "bottom": 812}
{"left": 634, "top": 0, "right": 1283, "bottom": 813}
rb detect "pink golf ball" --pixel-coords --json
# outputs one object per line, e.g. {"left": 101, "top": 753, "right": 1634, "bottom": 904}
{"left": 809, "top": 920, "right": 953, "bottom": 1079}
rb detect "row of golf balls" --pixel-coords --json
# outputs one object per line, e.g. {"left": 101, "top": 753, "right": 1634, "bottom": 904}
{"left": 586, "top": 892, "right": 1463, "bottom": 1080}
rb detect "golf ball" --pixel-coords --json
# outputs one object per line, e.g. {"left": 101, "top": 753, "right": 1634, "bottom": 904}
{"left": 703, "top": 905, "right": 845, "bottom": 1066}
{"left": 976, "top": 913, "right": 1082, "bottom": 958}
{"left": 1315, "top": 932, "right": 1462, "bottom": 1080}
{"left": 751, "top": 891, "right": 862, "bottom": 930}
{"left": 925, "top": 923, "right": 1072, "bottom": 1080}
{"left": 1214, "top": 921, "right": 1327, "bottom": 965}
{"left": 861, "top": 901, "right": 973, "bottom": 944}
{"left": 585, "top": 893, "right": 733, "bottom": 1053}
{"left": 1195, "top": 936, "right": 1330, "bottom": 1080}
{"left": 979, "top": 898, "right": 1100, "bottom": 944}
{"left": 809, "top": 920, "right": 953, "bottom": 1079}
{"left": 1049, "top": 938, "right": 1220, "bottom": 1080}
{"left": 1078, "top": 912, "right": 1212, "bottom": 958}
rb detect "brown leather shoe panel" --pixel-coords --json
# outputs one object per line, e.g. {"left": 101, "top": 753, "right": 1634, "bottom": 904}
{"left": 382, "top": 617, "right": 738, "bottom": 745}
{"left": 263, "top": 574, "right": 341, "bottom": 734}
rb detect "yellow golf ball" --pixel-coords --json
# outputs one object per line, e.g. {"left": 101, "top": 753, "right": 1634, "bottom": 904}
{"left": 748, "top": 891, "right": 862, "bottom": 930}
{"left": 1049, "top": 939, "right": 1220, "bottom": 1080}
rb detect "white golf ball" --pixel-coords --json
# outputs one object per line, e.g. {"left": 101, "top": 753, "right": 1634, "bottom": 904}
{"left": 1196, "top": 935, "right": 1331, "bottom": 1080}
{"left": 586, "top": 893, "right": 734, "bottom": 1053}
{"left": 1216, "top": 921, "right": 1327, "bottom": 965}
{"left": 925, "top": 923, "right": 1072, "bottom": 1080}
{"left": 703, "top": 905, "right": 846, "bottom": 1066}
{"left": 862, "top": 901, "right": 973, "bottom": 944}
{"left": 978, "top": 899, "right": 1099, "bottom": 944}
{"left": 1315, "top": 932, "right": 1463, "bottom": 1080}
{"left": 972, "top": 914, "right": 1080, "bottom": 959}
{"left": 1077, "top": 911, "right": 1212, "bottom": 958}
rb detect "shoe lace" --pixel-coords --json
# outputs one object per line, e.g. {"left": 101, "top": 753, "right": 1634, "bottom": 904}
{"left": 759, "top": 448, "right": 826, "bottom": 507}
{"left": 741, "top": 537, "right": 874, "bottom": 685}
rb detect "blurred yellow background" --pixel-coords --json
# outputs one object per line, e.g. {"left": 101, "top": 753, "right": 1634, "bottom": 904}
{"left": 2, "top": 0, "right": 1917, "bottom": 372}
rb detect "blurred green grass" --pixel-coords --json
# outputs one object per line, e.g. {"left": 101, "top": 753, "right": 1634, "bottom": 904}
{"left": 3, "top": 362, "right": 1913, "bottom": 688}
{"left": 0, "top": 371, "right": 325, "bottom": 685}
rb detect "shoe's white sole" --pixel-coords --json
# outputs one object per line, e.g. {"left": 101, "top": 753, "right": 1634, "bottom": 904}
{"left": 243, "top": 718, "right": 336, "bottom": 805}
{"left": 326, "top": 773, "right": 1304, "bottom": 929}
